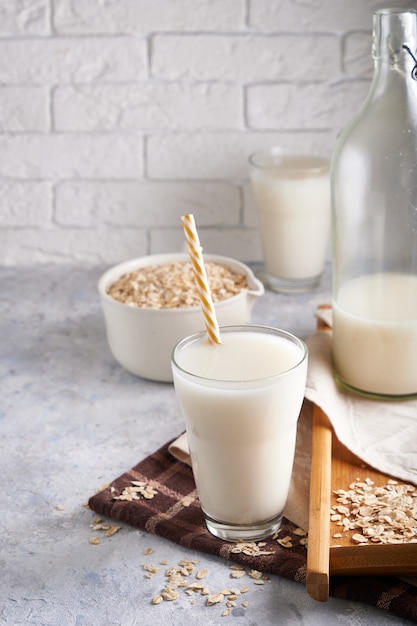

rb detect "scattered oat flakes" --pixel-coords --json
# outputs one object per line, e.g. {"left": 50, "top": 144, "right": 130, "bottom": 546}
{"left": 90, "top": 519, "right": 121, "bottom": 536}
{"left": 105, "top": 525, "right": 122, "bottom": 537}
{"left": 179, "top": 559, "right": 196, "bottom": 575}
{"left": 152, "top": 595, "right": 163, "bottom": 605}
{"left": 113, "top": 481, "right": 158, "bottom": 501}
{"left": 248, "top": 569, "right": 263, "bottom": 580}
{"left": 206, "top": 593, "right": 224, "bottom": 606}
{"left": 98, "top": 482, "right": 111, "bottom": 492}
{"left": 277, "top": 535, "right": 293, "bottom": 548}
{"left": 90, "top": 522, "right": 109, "bottom": 531}
{"left": 334, "top": 505, "right": 350, "bottom": 516}
{"left": 144, "top": 547, "right": 154, "bottom": 555}
{"left": 230, "top": 541, "right": 275, "bottom": 556}
{"left": 332, "top": 477, "right": 417, "bottom": 545}
{"left": 55, "top": 504, "right": 64, "bottom": 511}
{"left": 187, "top": 582, "right": 205, "bottom": 591}
{"left": 162, "top": 588, "right": 179, "bottom": 601}
{"left": 147, "top": 558, "right": 258, "bottom": 616}
{"left": 89, "top": 536, "right": 100, "bottom": 545}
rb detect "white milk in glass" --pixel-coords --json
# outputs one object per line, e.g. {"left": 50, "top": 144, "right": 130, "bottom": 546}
{"left": 333, "top": 272, "right": 417, "bottom": 395}
{"left": 172, "top": 328, "right": 307, "bottom": 531}
{"left": 250, "top": 156, "right": 330, "bottom": 281}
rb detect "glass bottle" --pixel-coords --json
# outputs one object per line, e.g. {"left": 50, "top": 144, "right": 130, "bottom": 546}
{"left": 331, "top": 8, "right": 417, "bottom": 397}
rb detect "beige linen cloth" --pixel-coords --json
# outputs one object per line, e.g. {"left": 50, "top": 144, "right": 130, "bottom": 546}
{"left": 169, "top": 307, "right": 417, "bottom": 532}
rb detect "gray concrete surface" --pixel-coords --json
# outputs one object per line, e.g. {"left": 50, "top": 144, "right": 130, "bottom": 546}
{"left": 1, "top": 263, "right": 414, "bottom": 625}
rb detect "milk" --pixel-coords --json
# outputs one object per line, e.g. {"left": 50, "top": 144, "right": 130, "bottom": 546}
{"left": 333, "top": 272, "right": 417, "bottom": 395}
{"left": 250, "top": 156, "right": 330, "bottom": 281}
{"left": 172, "top": 328, "right": 308, "bottom": 531}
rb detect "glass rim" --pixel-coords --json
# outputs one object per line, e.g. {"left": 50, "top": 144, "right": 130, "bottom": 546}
{"left": 248, "top": 149, "right": 330, "bottom": 176}
{"left": 375, "top": 7, "right": 417, "bottom": 17}
{"left": 171, "top": 324, "right": 308, "bottom": 385}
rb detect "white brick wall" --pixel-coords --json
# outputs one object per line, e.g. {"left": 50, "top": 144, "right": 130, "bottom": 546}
{"left": 0, "top": 0, "right": 413, "bottom": 265}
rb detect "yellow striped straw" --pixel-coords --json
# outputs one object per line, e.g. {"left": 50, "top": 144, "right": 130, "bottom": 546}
{"left": 181, "top": 213, "right": 222, "bottom": 345}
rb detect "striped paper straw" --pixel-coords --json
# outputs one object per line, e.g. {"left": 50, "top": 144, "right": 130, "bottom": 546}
{"left": 181, "top": 213, "right": 222, "bottom": 345}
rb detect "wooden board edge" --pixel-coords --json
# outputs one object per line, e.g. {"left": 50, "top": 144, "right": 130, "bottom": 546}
{"left": 306, "top": 405, "right": 333, "bottom": 602}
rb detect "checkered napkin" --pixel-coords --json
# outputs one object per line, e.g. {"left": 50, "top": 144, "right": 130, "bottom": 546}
{"left": 88, "top": 430, "right": 307, "bottom": 580}
{"left": 88, "top": 411, "right": 417, "bottom": 623}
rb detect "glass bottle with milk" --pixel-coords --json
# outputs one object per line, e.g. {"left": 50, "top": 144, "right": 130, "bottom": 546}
{"left": 331, "top": 8, "right": 417, "bottom": 397}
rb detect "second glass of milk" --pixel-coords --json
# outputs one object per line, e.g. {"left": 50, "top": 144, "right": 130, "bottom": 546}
{"left": 249, "top": 148, "right": 330, "bottom": 293}
{"left": 171, "top": 325, "right": 308, "bottom": 542}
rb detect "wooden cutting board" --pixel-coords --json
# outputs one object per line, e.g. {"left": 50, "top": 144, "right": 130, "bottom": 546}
{"left": 306, "top": 310, "right": 417, "bottom": 602}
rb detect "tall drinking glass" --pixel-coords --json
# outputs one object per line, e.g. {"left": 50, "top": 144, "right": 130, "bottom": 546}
{"left": 171, "top": 325, "right": 308, "bottom": 542}
{"left": 249, "top": 148, "right": 330, "bottom": 293}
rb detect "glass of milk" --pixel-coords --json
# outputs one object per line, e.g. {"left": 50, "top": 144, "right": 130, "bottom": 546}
{"left": 171, "top": 325, "right": 308, "bottom": 542}
{"left": 249, "top": 148, "right": 330, "bottom": 293}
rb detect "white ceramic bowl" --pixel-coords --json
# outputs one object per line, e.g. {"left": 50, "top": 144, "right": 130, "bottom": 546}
{"left": 98, "top": 253, "right": 264, "bottom": 382}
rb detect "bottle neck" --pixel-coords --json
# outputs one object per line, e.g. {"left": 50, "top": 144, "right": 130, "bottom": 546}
{"left": 373, "top": 8, "right": 417, "bottom": 73}
{"left": 370, "top": 8, "right": 417, "bottom": 100}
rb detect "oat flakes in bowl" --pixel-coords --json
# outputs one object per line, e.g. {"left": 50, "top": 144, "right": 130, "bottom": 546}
{"left": 98, "top": 253, "right": 264, "bottom": 382}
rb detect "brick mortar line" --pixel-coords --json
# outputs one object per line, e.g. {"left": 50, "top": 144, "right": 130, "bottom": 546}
{"left": 0, "top": 31, "right": 349, "bottom": 41}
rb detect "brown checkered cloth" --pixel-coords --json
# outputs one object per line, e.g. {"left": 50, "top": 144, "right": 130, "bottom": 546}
{"left": 88, "top": 437, "right": 417, "bottom": 623}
